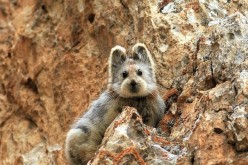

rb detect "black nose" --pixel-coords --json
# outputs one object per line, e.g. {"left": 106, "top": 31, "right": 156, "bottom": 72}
{"left": 130, "top": 80, "right": 137, "bottom": 87}
{"left": 130, "top": 80, "right": 138, "bottom": 93}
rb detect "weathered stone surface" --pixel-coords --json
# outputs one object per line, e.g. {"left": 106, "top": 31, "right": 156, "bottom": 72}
{"left": 227, "top": 104, "right": 248, "bottom": 152}
{"left": 89, "top": 107, "right": 181, "bottom": 165}
{"left": 0, "top": 0, "right": 248, "bottom": 164}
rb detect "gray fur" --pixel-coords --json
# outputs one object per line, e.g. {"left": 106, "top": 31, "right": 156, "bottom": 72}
{"left": 65, "top": 43, "right": 166, "bottom": 165}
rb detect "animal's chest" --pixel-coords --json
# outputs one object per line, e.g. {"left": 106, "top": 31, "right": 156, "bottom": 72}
{"left": 114, "top": 98, "right": 155, "bottom": 114}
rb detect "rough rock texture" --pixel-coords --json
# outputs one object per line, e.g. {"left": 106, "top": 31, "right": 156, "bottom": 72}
{"left": 0, "top": 0, "right": 248, "bottom": 164}
{"left": 90, "top": 107, "right": 180, "bottom": 165}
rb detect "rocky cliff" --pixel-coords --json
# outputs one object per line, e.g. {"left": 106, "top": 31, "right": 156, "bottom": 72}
{"left": 0, "top": 0, "right": 247, "bottom": 164}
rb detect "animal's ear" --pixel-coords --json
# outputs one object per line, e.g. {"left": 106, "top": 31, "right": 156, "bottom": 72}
{"left": 108, "top": 45, "right": 126, "bottom": 83}
{"left": 109, "top": 45, "right": 126, "bottom": 67}
{"left": 132, "top": 43, "right": 155, "bottom": 69}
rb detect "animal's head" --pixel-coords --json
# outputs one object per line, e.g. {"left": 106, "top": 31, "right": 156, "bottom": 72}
{"left": 108, "top": 43, "right": 157, "bottom": 98}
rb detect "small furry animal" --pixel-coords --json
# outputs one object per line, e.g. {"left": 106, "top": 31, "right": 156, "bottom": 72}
{"left": 65, "top": 43, "right": 166, "bottom": 165}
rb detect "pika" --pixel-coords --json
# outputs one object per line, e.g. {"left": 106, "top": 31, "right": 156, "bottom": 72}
{"left": 65, "top": 43, "right": 166, "bottom": 165}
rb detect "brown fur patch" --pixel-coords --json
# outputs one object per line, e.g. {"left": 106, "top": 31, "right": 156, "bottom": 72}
{"left": 126, "top": 59, "right": 136, "bottom": 74}
{"left": 127, "top": 64, "right": 136, "bottom": 74}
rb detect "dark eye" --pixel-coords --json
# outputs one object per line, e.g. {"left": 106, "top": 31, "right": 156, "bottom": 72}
{"left": 122, "top": 71, "right": 128, "bottom": 78}
{"left": 137, "top": 69, "right": 142, "bottom": 76}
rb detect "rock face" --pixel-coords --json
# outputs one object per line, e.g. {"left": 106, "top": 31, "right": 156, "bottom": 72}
{"left": 0, "top": 0, "right": 247, "bottom": 165}
{"left": 90, "top": 107, "right": 180, "bottom": 165}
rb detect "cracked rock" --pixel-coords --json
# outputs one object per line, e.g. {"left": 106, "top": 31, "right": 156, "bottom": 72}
{"left": 89, "top": 107, "right": 181, "bottom": 165}
{"left": 227, "top": 105, "right": 248, "bottom": 152}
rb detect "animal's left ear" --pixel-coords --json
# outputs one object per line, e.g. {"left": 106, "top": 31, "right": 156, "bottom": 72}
{"left": 132, "top": 43, "right": 155, "bottom": 70}
{"left": 108, "top": 45, "right": 126, "bottom": 84}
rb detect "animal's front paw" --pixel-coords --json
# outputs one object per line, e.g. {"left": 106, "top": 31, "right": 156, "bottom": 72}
{"left": 65, "top": 128, "right": 99, "bottom": 165}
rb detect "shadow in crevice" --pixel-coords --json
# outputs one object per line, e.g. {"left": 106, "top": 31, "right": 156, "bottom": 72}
{"left": 24, "top": 78, "right": 39, "bottom": 94}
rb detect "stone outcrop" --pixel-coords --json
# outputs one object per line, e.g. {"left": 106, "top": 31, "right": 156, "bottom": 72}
{"left": 90, "top": 107, "right": 180, "bottom": 165}
{"left": 0, "top": 0, "right": 247, "bottom": 164}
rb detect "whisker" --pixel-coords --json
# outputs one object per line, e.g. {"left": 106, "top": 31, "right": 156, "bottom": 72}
{"left": 146, "top": 89, "right": 156, "bottom": 98}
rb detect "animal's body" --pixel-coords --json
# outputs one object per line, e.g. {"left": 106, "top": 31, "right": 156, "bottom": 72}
{"left": 65, "top": 43, "right": 166, "bottom": 165}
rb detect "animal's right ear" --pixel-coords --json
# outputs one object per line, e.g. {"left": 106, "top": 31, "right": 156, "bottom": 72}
{"left": 108, "top": 45, "right": 126, "bottom": 83}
